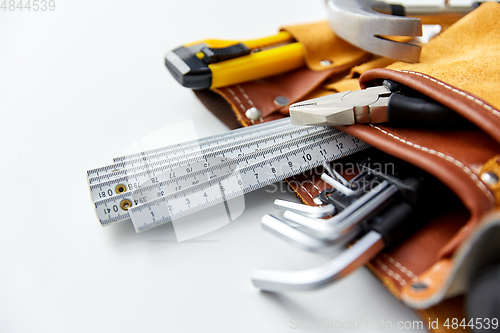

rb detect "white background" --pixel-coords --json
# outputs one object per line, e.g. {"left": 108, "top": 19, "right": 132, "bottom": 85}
{"left": 0, "top": 1, "right": 473, "bottom": 332}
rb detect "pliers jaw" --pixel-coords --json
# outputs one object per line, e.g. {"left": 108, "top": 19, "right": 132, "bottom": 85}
{"left": 289, "top": 86, "right": 391, "bottom": 126}
{"left": 289, "top": 91, "right": 353, "bottom": 126}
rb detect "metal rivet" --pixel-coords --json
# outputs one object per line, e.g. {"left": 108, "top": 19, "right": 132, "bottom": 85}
{"left": 410, "top": 282, "right": 428, "bottom": 291}
{"left": 320, "top": 59, "right": 332, "bottom": 67}
{"left": 120, "top": 199, "right": 132, "bottom": 211}
{"left": 481, "top": 171, "right": 499, "bottom": 185}
{"left": 245, "top": 107, "right": 262, "bottom": 120}
{"left": 274, "top": 96, "right": 289, "bottom": 107}
{"left": 115, "top": 184, "right": 127, "bottom": 194}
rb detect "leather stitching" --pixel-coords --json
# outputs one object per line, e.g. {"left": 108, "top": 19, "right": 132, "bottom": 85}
{"left": 291, "top": 175, "right": 314, "bottom": 199}
{"left": 236, "top": 85, "right": 263, "bottom": 123}
{"left": 382, "top": 253, "right": 418, "bottom": 282}
{"left": 303, "top": 174, "right": 322, "bottom": 195}
{"left": 375, "top": 258, "right": 408, "bottom": 287}
{"left": 394, "top": 70, "right": 500, "bottom": 119}
{"left": 370, "top": 124, "right": 496, "bottom": 206}
{"left": 236, "top": 85, "right": 255, "bottom": 107}
{"left": 225, "top": 87, "right": 246, "bottom": 112}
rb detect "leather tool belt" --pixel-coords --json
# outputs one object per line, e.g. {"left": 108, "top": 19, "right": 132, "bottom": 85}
{"left": 193, "top": 3, "right": 500, "bottom": 330}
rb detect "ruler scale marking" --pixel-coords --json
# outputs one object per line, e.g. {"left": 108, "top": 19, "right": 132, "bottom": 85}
{"left": 88, "top": 118, "right": 371, "bottom": 233}
{"left": 131, "top": 138, "right": 368, "bottom": 232}
{"left": 88, "top": 125, "right": 324, "bottom": 188}
{"left": 93, "top": 128, "right": 338, "bottom": 220}
{"left": 89, "top": 123, "right": 294, "bottom": 179}
{"left": 94, "top": 130, "right": 368, "bottom": 228}
{"left": 87, "top": 120, "right": 296, "bottom": 180}
{"left": 111, "top": 118, "right": 291, "bottom": 163}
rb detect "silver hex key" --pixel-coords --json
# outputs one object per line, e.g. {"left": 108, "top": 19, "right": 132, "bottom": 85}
{"left": 252, "top": 151, "right": 458, "bottom": 292}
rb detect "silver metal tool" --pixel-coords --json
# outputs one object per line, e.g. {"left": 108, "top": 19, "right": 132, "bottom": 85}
{"left": 290, "top": 80, "right": 469, "bottom": 128}
{"left": 253, "top": 202, "right": 415, "bottom": 292}
{"left": 127, "top": 130, "right": 366, "bottom": 233}
{"left": 261, "top": 214, "right": 360, "bottom": 253}
{"left": 252, "top": 230, "right": 385, "bottom": 291}
{"left": 88, "top": 125, "right": 327, "bottom": 202}
{"left": 265, "top": 180, "right": 397, "bottom": 248}
{"left": 88, "top": 119, "right": 370, "bottom": 232}
{"left": 260, "top": 171, "right": 387, "bottom": 251}
{"left": 87, "top": 118, "right": 293, "bottom": 179}
{"left": 273, "top": 199, "right": 335, "bottom": 218}
{"left": 326, "top": 0, "right": 477, "bottom": 62}
{"left": 321, "top": 173, "right": 361, "bottom": 197}
{"left": 252, "top": 156, "right": 444, "bottom": 292}
{"left": 290, "top": 85, "right": 391, "bottom": 126}
{"left": 283, "top": 182, "right": 398, "bottom": 239}
{"left": 322, "top": 161, "right": 349, "bottom": 187}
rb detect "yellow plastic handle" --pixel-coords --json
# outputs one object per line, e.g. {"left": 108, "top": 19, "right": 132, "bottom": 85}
{"left": 185, "top": 31, "right": 305, "bottom": 88}
{"left": 210, "top": 42, "right": 305, "bottom": 88}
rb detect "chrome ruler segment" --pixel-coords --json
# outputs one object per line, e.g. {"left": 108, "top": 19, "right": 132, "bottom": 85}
{"left": 112, "top": 117, "right": 291, "bottom": 163}
{"left": 129, "top": 131, "right": 369, "bottom": 232}
{"left": 87, "top": 119, "right": 293, "bottom": 180}
{"left": 93, "top": 128, "right": 337, "bottom": 226}
{"left": 94, "top": 129, "right": 368, "bottom": 228}
{"left": 87, "top": 125, "right": 327, "bottom": 202}
{"left": 87, "top": 122, "right": 305, "bottom": 183}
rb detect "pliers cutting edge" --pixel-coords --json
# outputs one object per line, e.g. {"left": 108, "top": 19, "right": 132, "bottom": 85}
{"left": 289, "top": 80, "right": 469, "bottom": 128}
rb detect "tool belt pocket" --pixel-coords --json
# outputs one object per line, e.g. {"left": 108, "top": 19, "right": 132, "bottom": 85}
{"left": 342, "top": 3, "right": 500, "bottom": 312}
{"left": 194, "top": 1, "right": 500, "bottom": 317}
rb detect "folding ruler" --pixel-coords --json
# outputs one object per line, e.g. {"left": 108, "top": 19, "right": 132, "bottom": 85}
{"left": 86, "top": 118, "right": 370, "bottom": 233}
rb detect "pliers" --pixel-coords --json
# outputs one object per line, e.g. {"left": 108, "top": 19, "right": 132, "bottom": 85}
{"left": 289, "top": 80, "right": 469, "bottom": 128}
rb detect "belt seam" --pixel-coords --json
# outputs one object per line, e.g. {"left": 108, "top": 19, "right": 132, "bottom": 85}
{"left": 236, "top": 84, "right": 255, "bottom": 107}
{"left": 375, "top": 258, "right": 408, "bottom": 287}
{"left": 394, "top": 69, "right": 500, "bottom": 119}
{"left": 382, "top": 253, "right": 418, "bottom": 282}
{"left": 370, "top": 124, "right": 496, "bottom": 206}
{"left": 225, "top": 87, "right": 246, "bottom": 112}
{"left": 302, "top": 174, "right": 322, "bottom": 196}
{"left": 290, "top": 175, "right": 314, "bottom": 200}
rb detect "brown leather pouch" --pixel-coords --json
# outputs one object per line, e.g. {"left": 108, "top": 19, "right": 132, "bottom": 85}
{"left": 194, "top": 3, "right": 500, "bottom": 331}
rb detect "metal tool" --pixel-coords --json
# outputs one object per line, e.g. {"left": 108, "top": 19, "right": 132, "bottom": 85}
{"left": 165, "top": 31, "right": 305, "bottom": 89}
{"left": 326, "top": 0, "right": 480, "bottom": 62}
{"left": 262, "top": 177, "right": 397, "bottom": 248}
{"left": 87, "top": 119, "right": 370, "bottom": 232}
{"left": 253, "top": 230, "right": 386, "bottom": 291}
{"left": 87, "top": 125, "right": 327, "bottom": 202}
{"left": 87, "top": 117, "right": 292, "bottom": 180}
{"left": 261, "top": 214, "right": 360, "bottom": 252}
{"left": 283, "top": 182, "right": 398, "bottom": 239}
{"left": 322, "top": 161, "right": 350, "bottom": 187}
{"left": 253, "top": 201, "right": 416, "bottom": 291}
{"left": 127, "top": 130, "right": 367, "bottom": 232}
{"left": 274, "top": 199, "right": 335, "bottom": 219}
{"left": 94, "top": 128, "right": 361, "bottom": 228}
{"left": 252, "top": 155, "right": 448, "bottom": 292}
{"left": 321, "top": 173, "right": 361, "bottom": 196}
{"left": 290, "top": 79, "right": 469, "bottom": 127}
{"left": 261, "top": 171, "right": 391, "bottom": 251}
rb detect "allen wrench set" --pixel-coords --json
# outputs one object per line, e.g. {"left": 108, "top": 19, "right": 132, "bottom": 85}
{"left": 252, "top": 153, "right": 456, "bottom": 292}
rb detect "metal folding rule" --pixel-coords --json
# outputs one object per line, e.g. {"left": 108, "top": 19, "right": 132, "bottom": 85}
{"left": 86, "top": 118, "right": 370, "bottom": 232}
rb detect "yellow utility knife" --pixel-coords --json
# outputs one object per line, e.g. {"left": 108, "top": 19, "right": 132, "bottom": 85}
{"left": 164, "top": 31, "right": 305, "bottom": 89}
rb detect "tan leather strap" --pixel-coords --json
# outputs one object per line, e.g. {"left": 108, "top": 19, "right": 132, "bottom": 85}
{"left": 281, "top": 21, "right": 370, "bottom": 71}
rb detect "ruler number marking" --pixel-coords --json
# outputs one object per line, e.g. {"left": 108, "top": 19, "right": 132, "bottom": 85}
{"left": 93, "top": 128, "right": 369, "bottom": 229}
